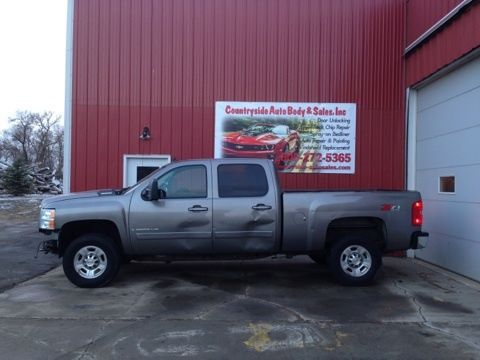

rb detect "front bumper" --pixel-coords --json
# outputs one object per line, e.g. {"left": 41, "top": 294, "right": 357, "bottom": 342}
{"left": 34, "top": 239, "right": 59, "bottom": 259}
{"left": 39, "top": 239, "right": 59, "bottom": 254}
{"left": 410, "top": 231, "right": 429, "bottom": 249}
{"left": 36, "top": 229, "right": 59, "bottom": 257}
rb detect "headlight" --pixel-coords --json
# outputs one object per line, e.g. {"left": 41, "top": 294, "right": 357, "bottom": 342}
{"left": 39, "top": 208, "right": 56, "bottom": 230}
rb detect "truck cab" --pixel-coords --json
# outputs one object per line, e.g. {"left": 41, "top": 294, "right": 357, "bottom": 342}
{"left": 128, "top": 159, "right": 281, "bottom": 255}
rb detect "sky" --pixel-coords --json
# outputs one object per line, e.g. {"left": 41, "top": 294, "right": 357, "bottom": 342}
{"left": 0, "top": 0, "right": 67, "bottom": 130}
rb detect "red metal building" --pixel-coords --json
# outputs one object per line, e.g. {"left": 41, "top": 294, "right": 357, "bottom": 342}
{"left": 66, "top": 0, "right": 408, "bottom": 192}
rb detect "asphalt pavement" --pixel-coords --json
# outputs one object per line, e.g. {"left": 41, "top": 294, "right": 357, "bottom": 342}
{"left": 0, "top": 196, "right": 60, "bottom": 291}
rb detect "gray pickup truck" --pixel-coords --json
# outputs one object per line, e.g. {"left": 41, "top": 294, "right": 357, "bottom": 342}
{"left": 38, "top": 158, "right": 428, "bottom": 287}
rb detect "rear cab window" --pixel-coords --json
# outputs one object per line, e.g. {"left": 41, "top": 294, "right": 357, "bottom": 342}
{"left": 217, "top": 164, "right": 268, "bottom": 197}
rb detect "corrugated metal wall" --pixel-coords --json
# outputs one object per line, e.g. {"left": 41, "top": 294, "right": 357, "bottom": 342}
{"left": 406, "top": 1, "right": 480, "bottom": 86}
{"left": 71, "top": 0, "right": 406, "bottom": 192}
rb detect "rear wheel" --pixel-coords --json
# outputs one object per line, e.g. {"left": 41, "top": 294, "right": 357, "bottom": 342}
{"left": 328, "top": 236, "right": 381, "bottom": 286}
{"left": 62, "top": 233, "right": 121, "bottom": 288}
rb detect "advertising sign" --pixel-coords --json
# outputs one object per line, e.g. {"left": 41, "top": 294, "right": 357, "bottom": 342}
{"left": 214, "top": 102, "right": 356, "bottom": 173}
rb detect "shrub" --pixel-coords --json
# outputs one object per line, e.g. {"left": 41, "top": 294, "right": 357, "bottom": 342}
{"left": 1, "top": 158, "right": 33, "bottom": 196}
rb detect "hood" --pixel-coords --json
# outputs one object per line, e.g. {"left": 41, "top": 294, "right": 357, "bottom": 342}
{"left": 224, "top": 131, "right": 282, "bottom": 145}
{"left": 40, "top": 189, "right": 121, "bottom": 207}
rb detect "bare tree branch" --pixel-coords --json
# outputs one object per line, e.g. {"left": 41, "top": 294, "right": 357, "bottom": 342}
{"left": 0, "top": 110, "right": 64, "bottom": 179}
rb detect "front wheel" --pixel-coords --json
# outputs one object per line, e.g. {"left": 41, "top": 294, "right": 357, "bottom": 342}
{"left": 328, "top": 236, "right": 381, "bottom": 286}
{"left": 62, "top": 233, "right": 121, "bottom": 288}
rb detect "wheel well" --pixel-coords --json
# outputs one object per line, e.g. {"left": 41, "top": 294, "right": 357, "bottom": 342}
{"left": 58, "top": 220, "right": 124, "bottom": 257}
{"left": 325, "top": 217, "right": 386, "bottom": 252}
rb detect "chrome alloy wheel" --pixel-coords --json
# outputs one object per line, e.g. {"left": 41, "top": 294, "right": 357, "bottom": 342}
{"left": 73, "top": 246, "right": 108, "bottom": 279}
{"left": 339, "top": 245, "right": 372, "bottom": 277}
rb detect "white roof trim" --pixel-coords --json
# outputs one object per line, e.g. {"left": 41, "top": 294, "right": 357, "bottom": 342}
{"left": 405, "top": 0, "right": 475, "bottom": 55}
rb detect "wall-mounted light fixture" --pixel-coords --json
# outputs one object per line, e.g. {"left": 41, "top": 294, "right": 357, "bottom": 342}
{"left": 140, "top": 126, "right": 151, "bottom": 140}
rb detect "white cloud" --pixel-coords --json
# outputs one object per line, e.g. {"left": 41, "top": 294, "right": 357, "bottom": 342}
{"left": 0, "top": 0, "right": 67, "bottom": 129}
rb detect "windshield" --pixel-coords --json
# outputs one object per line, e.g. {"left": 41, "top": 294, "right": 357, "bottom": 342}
{"left": 242, "top": 124, "right": 274, "bottom": 136}
{"left": 272, "top": 125, "right": 288, "bottom": 135}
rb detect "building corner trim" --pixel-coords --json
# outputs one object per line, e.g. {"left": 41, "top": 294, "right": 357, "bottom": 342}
{"left": 63, "top": 0, "right": 74, "bottom": 193}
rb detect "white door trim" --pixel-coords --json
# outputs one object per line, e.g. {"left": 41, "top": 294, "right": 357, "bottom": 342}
{"left": 123, "top": 154, "right": 172, "bottom": 187}
{"left": 406, "top": 88, "right": 418, "bottom": 259}
{"left": 406, "top": 87, "right": 418, "bottom": 192}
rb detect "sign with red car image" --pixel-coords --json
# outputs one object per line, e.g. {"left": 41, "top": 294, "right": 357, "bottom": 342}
{"left": 215, "top": 101, "right": 356, "bottom": 173}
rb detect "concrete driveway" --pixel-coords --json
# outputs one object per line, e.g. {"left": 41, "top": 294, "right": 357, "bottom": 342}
{"left": 0, "top": 256, "right": 480, "bottom": 359}
{"left": 1, "top": 196, "right": 479, "bottom": 359}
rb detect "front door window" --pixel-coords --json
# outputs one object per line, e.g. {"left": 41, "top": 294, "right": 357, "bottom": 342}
{"left": 157, "top": 165, "right": 207, "bottom": 199}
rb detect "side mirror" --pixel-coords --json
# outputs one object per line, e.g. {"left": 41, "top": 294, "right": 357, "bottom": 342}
{"left": 141, "top": 181, "right": 162, "bottom": 201}
{"left": 150, "top": 180, "right": 159, "bottom": 200}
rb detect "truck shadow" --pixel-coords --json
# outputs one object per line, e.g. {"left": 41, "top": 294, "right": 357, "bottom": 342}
{"left": 117, "top": 258, "right": 333, "bottom": 292}
{"left": 112, "top": 258, "right": 418, "bottom": 323}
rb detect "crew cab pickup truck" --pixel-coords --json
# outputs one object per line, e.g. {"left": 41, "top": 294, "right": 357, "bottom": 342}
{"left": 38, "top": 158, "right": 428, "bottom": 288}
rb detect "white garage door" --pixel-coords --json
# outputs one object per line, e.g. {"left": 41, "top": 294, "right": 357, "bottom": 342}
{"left": 414, "top": 56, "right": 480, "bottom": 281}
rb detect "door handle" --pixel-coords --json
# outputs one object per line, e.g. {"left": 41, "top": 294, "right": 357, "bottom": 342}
{"left": 188, "top": 205, "right": 209, "bottom": 212}
{"left": 252, "top": 204, "right": 272, "bottom": 211}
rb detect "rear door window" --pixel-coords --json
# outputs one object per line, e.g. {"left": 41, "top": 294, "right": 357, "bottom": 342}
{"left": 218, "top": 164, "right": 268, "bottom": 197}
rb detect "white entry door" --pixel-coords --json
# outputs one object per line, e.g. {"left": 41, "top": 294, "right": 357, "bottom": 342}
{"left": 123, "top": 155, "right": 171, "bottom": 187}
{"left": 413, "top": 56, "right": 480, "bottom": 281}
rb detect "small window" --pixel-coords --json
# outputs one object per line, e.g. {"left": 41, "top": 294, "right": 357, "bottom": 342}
{"left": 157, "top": 165, "right": 207, "bottom": 198}
{"left": 218, "top": 164, "right": 269, "bottom": 198}
{"left": 439, "top": 176, "right": 455, "bottom": 194}
{"left": 137, "top": 166, "right": 158, "bottom": 182}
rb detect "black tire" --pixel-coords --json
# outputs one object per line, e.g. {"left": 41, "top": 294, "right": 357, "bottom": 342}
{"left": 327, "top": 236, "right": 382, "bottom": 286}
{"left": 122, "top": 255, "right": 133, "bottom": 264}
{"left": 62, "top": 233, "right": 121, "bottom": 288}
{"left": 309, "top": 253, "right": 326, "bottom": 264}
